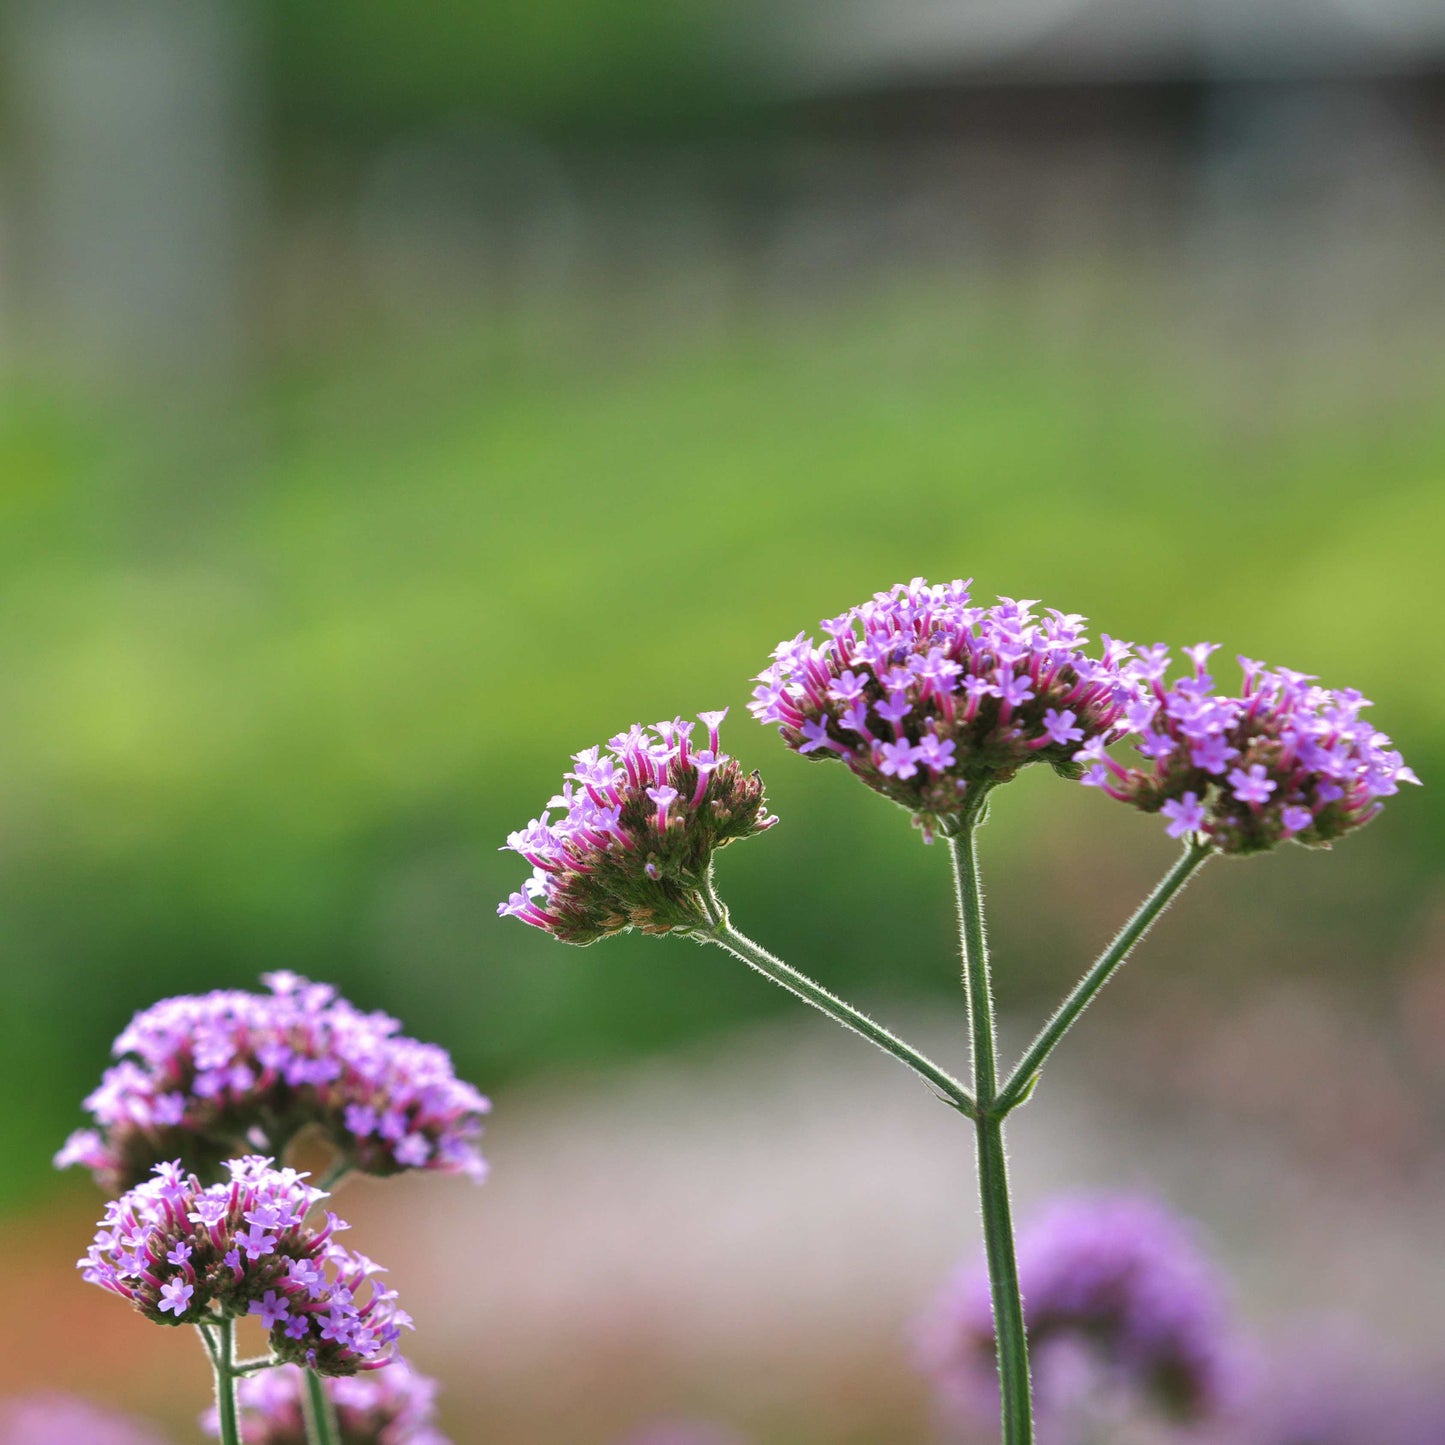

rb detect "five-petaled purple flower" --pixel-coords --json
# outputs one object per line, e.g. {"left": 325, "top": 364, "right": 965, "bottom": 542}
{"left": 78, "top": 1157, "right": 412, "bottom": 1376}
{"left": 1075, "top": 648, "right": 1419, "bottom": 855}
{"left": 919, "top": 1194, "right": 1242, "bottom": 1432}
{"left": 498, "top": 710, "right": 776, "bottom": 945}
{"left": 750, "top": 580, "right": 1143, "bottom": 836}
{"left": 54, "top": 973, "right": 489, "bottom": 1195}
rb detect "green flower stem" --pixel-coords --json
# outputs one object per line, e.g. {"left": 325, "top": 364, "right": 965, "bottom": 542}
{"left": 699, "top": 892, "right": 976, "bottom": 1119}
{"left": 201, "top": 1318, "right": 242, "bottom": 1445}
{"left": 948, "top": 801, "right": 1032, "bottom": 1445}
{"left": 302, "top": 1368, "right": 341, "bottom": 1445}
{"left": 995, "top": 839, "right": 1212, "bottom": 1116}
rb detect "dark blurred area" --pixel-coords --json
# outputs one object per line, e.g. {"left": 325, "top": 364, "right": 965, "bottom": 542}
{"left": 0, "top": 0, "right": 1441, "bottom": 1439}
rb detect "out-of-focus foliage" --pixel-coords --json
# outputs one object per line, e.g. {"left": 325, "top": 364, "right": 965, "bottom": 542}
{"left": 265, "top": 0, "right": 762, "bottom": 136}
{"left": 3, "top": 290, "right": 1439, "bottom": 1210}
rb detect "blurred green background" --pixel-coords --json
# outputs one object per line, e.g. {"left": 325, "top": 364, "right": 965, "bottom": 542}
{"left": 0, "top": 1, "right": 1442, "bottom": 1439}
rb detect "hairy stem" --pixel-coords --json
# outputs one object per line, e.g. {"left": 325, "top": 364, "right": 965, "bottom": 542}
{"left": 699, "top": 887, "right": 975, "bottom": 1118}
{"left": 302, "top": 1368, "right": 341, "bottom": 1445}
{"left": 996, "top": 840, "right": 1211, "bottom": 1115}
{"left": 949, "top": 797, "right": 1032, "bottom": 1445}
{"left": 202, "top": 1318, "right": 242, "bottom": 1445}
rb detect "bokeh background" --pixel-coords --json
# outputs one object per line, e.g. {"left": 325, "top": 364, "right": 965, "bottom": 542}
{"left": 0, "top": 1, "right": 1442, "bottom": 1440}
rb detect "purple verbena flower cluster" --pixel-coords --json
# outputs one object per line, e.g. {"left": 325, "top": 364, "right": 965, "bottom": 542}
{"left": 498, "top": 710, "right": 776, "bottom": 944}
{"left": 78, "top": 1157, "right": 412, "bottom": 1376}
{"left": 1080, "top": 648, "right": 1420, "bottom": 855}
{"left": 56, "top": 972, "right": 489, "bottom": 1195}
{"left": 749, "top": 580, "right": 1141, "bottom": 833}
{"left": 920, "top": 1195, "right": 1240, "bottom": 1430}
{"left": 205, "top": 1359, "right": 449, "bottom": 1445}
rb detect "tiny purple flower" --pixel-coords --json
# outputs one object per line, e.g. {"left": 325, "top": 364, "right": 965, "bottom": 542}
{"left": 876, "top": 739, "right": 920, "bottom": 779}
{"left": 1160, "top": 792, "right": 1206, "bottom": 839}
{"left": 1039, "top": 708, "right": 1084, "bottom": 747}
{"left": 1189, "top": 735, "right": 1239, "bottom": 775}
{"left": 1228, "top": 763, "right": 1278, "bottom": 805}
{"left": 646, "top": 785, "right": 679, "bottom": 831}
{"left": 1280, "top": 805, "right": 1313, "bottom": 835}
{"left": 249, "top": 1290, "right": 291, "bottom": 1328}
{"left": 158, "top": 1277, "right": 194, "bottom": 1316}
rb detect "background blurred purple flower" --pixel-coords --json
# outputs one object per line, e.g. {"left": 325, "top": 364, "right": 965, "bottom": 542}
{"left": 1243, "top": 1329, "right": 1445, "bottom": 1445}
{"left": 499, "top": 710, "right": 775, "bottom": 945}
{"left": 920, "top": 1194, "right": 1242, "bottom": 1437}
{"left": 617, "top": 1424, "right": 749, "bottom": 1445}
{"left": 0, "top": 1394, "right": 170, "bottom": 1445}
{"left": 750, "top": 580, "right": 1141, "bottom": 835}
{"left": 205, "top": 1359, "right": 450, "bottom": 1444}
{"left": 56, "top": 972, "right": 489, "bottom": 1193}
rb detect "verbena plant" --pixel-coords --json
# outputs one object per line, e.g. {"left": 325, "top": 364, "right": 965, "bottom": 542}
{"left": 499, "top": 577, "right": 1417, "bottom": 1444}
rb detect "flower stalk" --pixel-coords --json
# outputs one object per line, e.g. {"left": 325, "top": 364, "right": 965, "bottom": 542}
{"left": 203, "top": 1318, "right": 242, "bottom": 1445}
{"left": 947, "top": 791, "right": 1033, "bottom": 1444}
{"left": 996, "top": 839, "right": 1212, "bottom": 1114}
{"left": 302, "top": 1368, "right": 341, "bottom": 1445}
{"left": 699, "top": 888, "right": 975, "bottom": 1118}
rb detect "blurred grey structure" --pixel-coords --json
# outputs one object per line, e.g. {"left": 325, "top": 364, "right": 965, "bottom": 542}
{"left": 0, "top": 0, "right": 1443, "bottom": 391}
{"left": 3, "top": 0, "right": 257, "bottom": 388}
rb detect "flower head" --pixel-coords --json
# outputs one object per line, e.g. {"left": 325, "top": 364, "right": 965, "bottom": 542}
{"left": 750, "top": 581, "right": 1141, "bottom": 835}
{"left": 204, "top": 1359, "right": 449, "bottom": 1444}
{"left": 78, "top": 1157, "right": 412, "bottom": 1376}
{"left": 498, "top": 710, "right": 776, "bottom": 945}
{"left": 919, "top": 1195, "right": 1241, "bottom": 1431}
{"left": 55, "top": 974, "right": 489, "bottom": 1195}
{"left": 1080, "top": 650, "right": 1419, "bottom": 855}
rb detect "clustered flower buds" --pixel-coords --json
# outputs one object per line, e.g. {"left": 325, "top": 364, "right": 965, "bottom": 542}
{"left": 212, "top": 1359, "right": 449, "bottom": 1444}
{"left": 498, "top": 710, "right": 776, "bottom": 944}
{"left": 921, "top": 1195, "right": 1240, "bottom": 1428}
{"left": 56, "top": 973, "right": 489, "bottom": 1195}
{"left": 79, "top": 1158, "right": 412, "bottom": 1375}
{"left": 749, "top": 579, "right": 1140, "bottom": 834}
{"left": 1080, "top": 647, "right": 1420, "bottom": 855}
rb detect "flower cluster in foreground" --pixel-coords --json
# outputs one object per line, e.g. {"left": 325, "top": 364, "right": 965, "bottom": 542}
{"left": 921, "top": 1195, "right": 1240, "bottom": 1431}
{"left": 208, "top": 1359, "right": 448, "bottom": 1445}
{"left": 749, "top": 580, "right": 1141, "bottom": 833}
{"left": 79, "top": 1157, "right": 411, "bottom": 1375}
{"left": 1081, "top": 647, "right": 1419, "bottom": 855}
{"left": 498, "top": 710, "right": 775, "bottom": 944}
{"left": 56, "top": 972, "right": 489, "bottom": 1194}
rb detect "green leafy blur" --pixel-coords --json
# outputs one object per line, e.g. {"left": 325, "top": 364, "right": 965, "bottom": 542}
{"left": 1, "top": 288, "right": 1438, "bottom": 1210}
